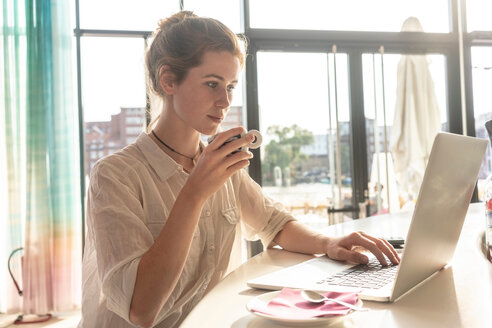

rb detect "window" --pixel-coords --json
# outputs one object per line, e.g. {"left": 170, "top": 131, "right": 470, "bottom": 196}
{"left": 74, "top": 0, "right": 492, "bottom": 259}
{"left": 362, "top": 53, "right": 447, "bottom": 214}
{"left": 249, "top": 0, "right": 450, "bottom": 32}
{"left": 184, "top": 0, "right": 243, "bottom": 33}
{"left": 467, "top": 0, "right": 492, "bottom": 32}
{"left": 257, "top": 51, "right": 352, "bottom": 228}
{"left": 471, "top": 46, "right": 492, "bottom": 198}
{"left": 245, "top": 0, "right": 476, "bottom": 233}
{"left": 126, "top": 116, "right": 144, "bottom": 125}
{"left": 79, "top": 0, "right": 179, "bottom": 31}
{"left": 81, "top": 37, "right": 146, "bottom": 176}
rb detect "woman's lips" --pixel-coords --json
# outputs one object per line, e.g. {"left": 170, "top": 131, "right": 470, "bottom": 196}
{"left": 208, "top": 115, "right": 223, "bottom": 123}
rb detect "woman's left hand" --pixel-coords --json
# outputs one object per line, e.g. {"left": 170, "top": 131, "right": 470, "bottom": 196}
{"left": 324, "top": 231, "right": 400, "bottom": 266}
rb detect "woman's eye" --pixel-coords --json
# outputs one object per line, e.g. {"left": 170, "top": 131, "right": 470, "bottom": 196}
{"left": 207, "top": 81, "right": 218, "bottom": 88}
{"left": 227, "top": 85, "right": 236, "bottom": 92}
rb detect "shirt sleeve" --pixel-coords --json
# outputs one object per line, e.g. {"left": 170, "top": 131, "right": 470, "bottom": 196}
{"left": 234, "top": 169, "right": 296, "bottom": 249}
{"left": 87, "top": 157, "right": 155, "bottom": 324}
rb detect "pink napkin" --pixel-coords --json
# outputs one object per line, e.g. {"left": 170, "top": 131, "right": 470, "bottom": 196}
{"left": 250, "top": 288, "right": 359, "bottom": 319}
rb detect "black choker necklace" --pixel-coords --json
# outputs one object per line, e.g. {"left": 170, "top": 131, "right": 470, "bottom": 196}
{"left": 151, "top": 130, "right": 201, "bottom": 163}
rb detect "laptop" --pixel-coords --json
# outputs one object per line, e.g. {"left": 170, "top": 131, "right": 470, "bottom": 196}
{"left": 247, "top": 132, "right": 487, "bottom": 302}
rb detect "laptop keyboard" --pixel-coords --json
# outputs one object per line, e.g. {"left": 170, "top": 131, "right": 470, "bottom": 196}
{"left": 316, "top": 257, "right": 398, "bottom": 290}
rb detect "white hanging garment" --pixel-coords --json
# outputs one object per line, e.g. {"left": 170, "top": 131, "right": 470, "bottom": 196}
{"left": 390, "top": 17, "right": 441, "bottom": 202}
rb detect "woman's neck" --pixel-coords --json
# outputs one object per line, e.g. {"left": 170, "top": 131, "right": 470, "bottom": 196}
{"left": 151, "top": 112, "right": 201, "bottom": 170}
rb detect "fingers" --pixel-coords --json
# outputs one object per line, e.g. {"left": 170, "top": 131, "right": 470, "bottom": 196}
{"left": 343, "top": 232, "right": 387, "bottom": 266}
{"left": 335, "top": 247, "right": 369, "bottom": 265}
{"left": 207, "top": 128, "right": 255, "bottom": 157}
{"left": 379, "top": 237, "right": 401, "bottom": 264}
{"left": 186, "top": 151, "right": 251, "bottom": 201}
{"left": 225, "top": 158, "right": 252, "bottom": 173}
{"left": 350, "top": 232, "right": 400, "bottom": 266}
{"left": 207, "top": 127, "right": 245, "bottom": 151}
{"left": 199, "top": 142, "right": 253, "bottom": 175}
{"left": 359, "top": 232, "right": 400, "bottom": 265}
{"left": 334, "top": 232, "right": 399, "bottom": 266}
{"left": 191, "top": 130, "right": 253, "bottom": 193}
{"left": 222, "top": 150, "right": 253, "bottom": 169}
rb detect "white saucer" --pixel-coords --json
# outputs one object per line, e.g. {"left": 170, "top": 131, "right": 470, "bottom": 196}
{"left": 246, "top": 290, "right": 361, "bottom": 327}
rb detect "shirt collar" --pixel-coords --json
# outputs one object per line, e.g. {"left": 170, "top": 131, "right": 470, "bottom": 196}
{"left": 135, "top": 132, "right": 181, "bottom": 181}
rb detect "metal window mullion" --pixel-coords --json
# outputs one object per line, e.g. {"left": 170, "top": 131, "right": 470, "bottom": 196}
{"left": 245, "top": 44, "right": 261, "bottom": 184}
{"left": 243, "top": 0, "right": 263, "bottom": 258}
{"left": 244, "top": 42, "right": 263, "bottom": 257}
{"left": 326, "top": 53, "right": 336, "bottom": 220}
{"left": 348, "top": 50, "right": 368, "bottom": 218}
{"left": 459, "top": 0, "right": 477, "bottom": 139}
{"left": 242, "top": 0, "right": 250, "bottom": 33}
{"left": 371, "top": 54, "right": 382, "bottom": 214}
{"left": 332, "top": 46, "right": 343, "bottom": 211}
{"left": 77, "top": 29, "right": 151, "bottom": 38}
{"left": 446, "top": 47, "right": 463, "bottom": 134}
{"left": 74, "top": 0, "right": 86, "bottom": 251}
{"left": 378, "top": 47, "right": 391, "bottom": 213}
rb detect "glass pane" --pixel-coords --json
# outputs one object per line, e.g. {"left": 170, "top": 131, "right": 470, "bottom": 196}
{"left": 184, "top": 0, "right": 242, "bottom": 33}
{"left": 81, "top": 37, "right": 147, "bottom": 175}
{"left": 362, "top": 53, "right": 447, "bottom": 215}
{"left": 249, "top": 0, "right": 450, "bottom": 32}
{"left": 471, "top": 47, "right": 492, "bottom": 199}
{"left": 467, "top": 0, "right": 492, "bottom": 32}
{"left": 257, "top": 52, "right": 352, "bottom": 228}
{"left": 79, "top": 0, "right": 180, "bottom": 31}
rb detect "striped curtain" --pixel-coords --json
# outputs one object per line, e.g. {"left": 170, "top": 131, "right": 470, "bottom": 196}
{"left": 1, "top": 0, "right": 26, "bottom": 314}
{"left": 1, "top": 0, "right": 81, "bottom": 314}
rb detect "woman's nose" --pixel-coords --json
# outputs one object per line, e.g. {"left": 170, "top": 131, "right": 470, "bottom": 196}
{"left": 215, "top": 88, "right": 231, "bottom": 109}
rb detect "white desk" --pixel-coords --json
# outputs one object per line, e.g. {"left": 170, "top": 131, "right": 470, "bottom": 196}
{"left": 181, "top": 203, "right": 492, "bottom": 328}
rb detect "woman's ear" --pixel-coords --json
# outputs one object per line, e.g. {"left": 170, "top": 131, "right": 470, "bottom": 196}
{"left": 159, "top": 65, "right": 177, "bottom": 95}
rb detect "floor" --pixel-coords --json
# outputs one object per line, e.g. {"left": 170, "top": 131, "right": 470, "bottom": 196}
{"left": 0, "top": 312, "right": 81, "bottom": 328}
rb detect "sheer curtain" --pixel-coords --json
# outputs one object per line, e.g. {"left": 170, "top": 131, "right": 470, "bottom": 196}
{"left": 1, "top": 0, "right": 81, "bottom": 314}
{"left": 1, "top": 0, "right": 27, "bottom": 314}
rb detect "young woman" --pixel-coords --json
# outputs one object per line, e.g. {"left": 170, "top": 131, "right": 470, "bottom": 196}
{"left": 78, "top": 11, "right": 399, "bottom": 328}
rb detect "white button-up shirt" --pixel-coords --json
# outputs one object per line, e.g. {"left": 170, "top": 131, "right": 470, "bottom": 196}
{"left": 78, "top": 133, "right": 295, "bottom": 328}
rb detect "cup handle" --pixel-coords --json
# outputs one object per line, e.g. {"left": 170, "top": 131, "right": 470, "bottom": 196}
{"left": 244, "top": 129, "right": 262, "bottom": 149}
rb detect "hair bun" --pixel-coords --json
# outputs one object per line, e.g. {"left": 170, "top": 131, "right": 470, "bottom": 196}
{"left": 158, "top": 11, "right": 196, "bottom": 29}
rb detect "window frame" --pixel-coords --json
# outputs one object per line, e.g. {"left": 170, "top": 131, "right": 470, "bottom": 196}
{"left": 74, "top": 0, "right": 158, "bottom": 247}
{"left": 243, "top": 0, "right": 465, "bottom": 214}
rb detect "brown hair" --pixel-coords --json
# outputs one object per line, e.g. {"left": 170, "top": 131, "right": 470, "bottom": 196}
{"left": 146, "top": 11, "right": 247, "bottom": 98}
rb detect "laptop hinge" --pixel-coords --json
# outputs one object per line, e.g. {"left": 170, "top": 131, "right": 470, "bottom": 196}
{"left": 390, "top": 265, "right": 449, "bottom": 302}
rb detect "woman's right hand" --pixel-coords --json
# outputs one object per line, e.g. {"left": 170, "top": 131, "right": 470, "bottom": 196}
{"left": 182, "top": 127, "right": 254, "bottom": 203}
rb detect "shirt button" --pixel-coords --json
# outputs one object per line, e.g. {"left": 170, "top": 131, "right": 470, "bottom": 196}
{"left": 208, "top": 243, "right": 215, "bottom": 252}
{"left": 205, "top": 210, "right": 211, "bottom": 216}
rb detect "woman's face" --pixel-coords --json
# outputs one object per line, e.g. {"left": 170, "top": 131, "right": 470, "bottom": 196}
{"left": 170, "top": 50, "right": 241, "bottom": 136}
